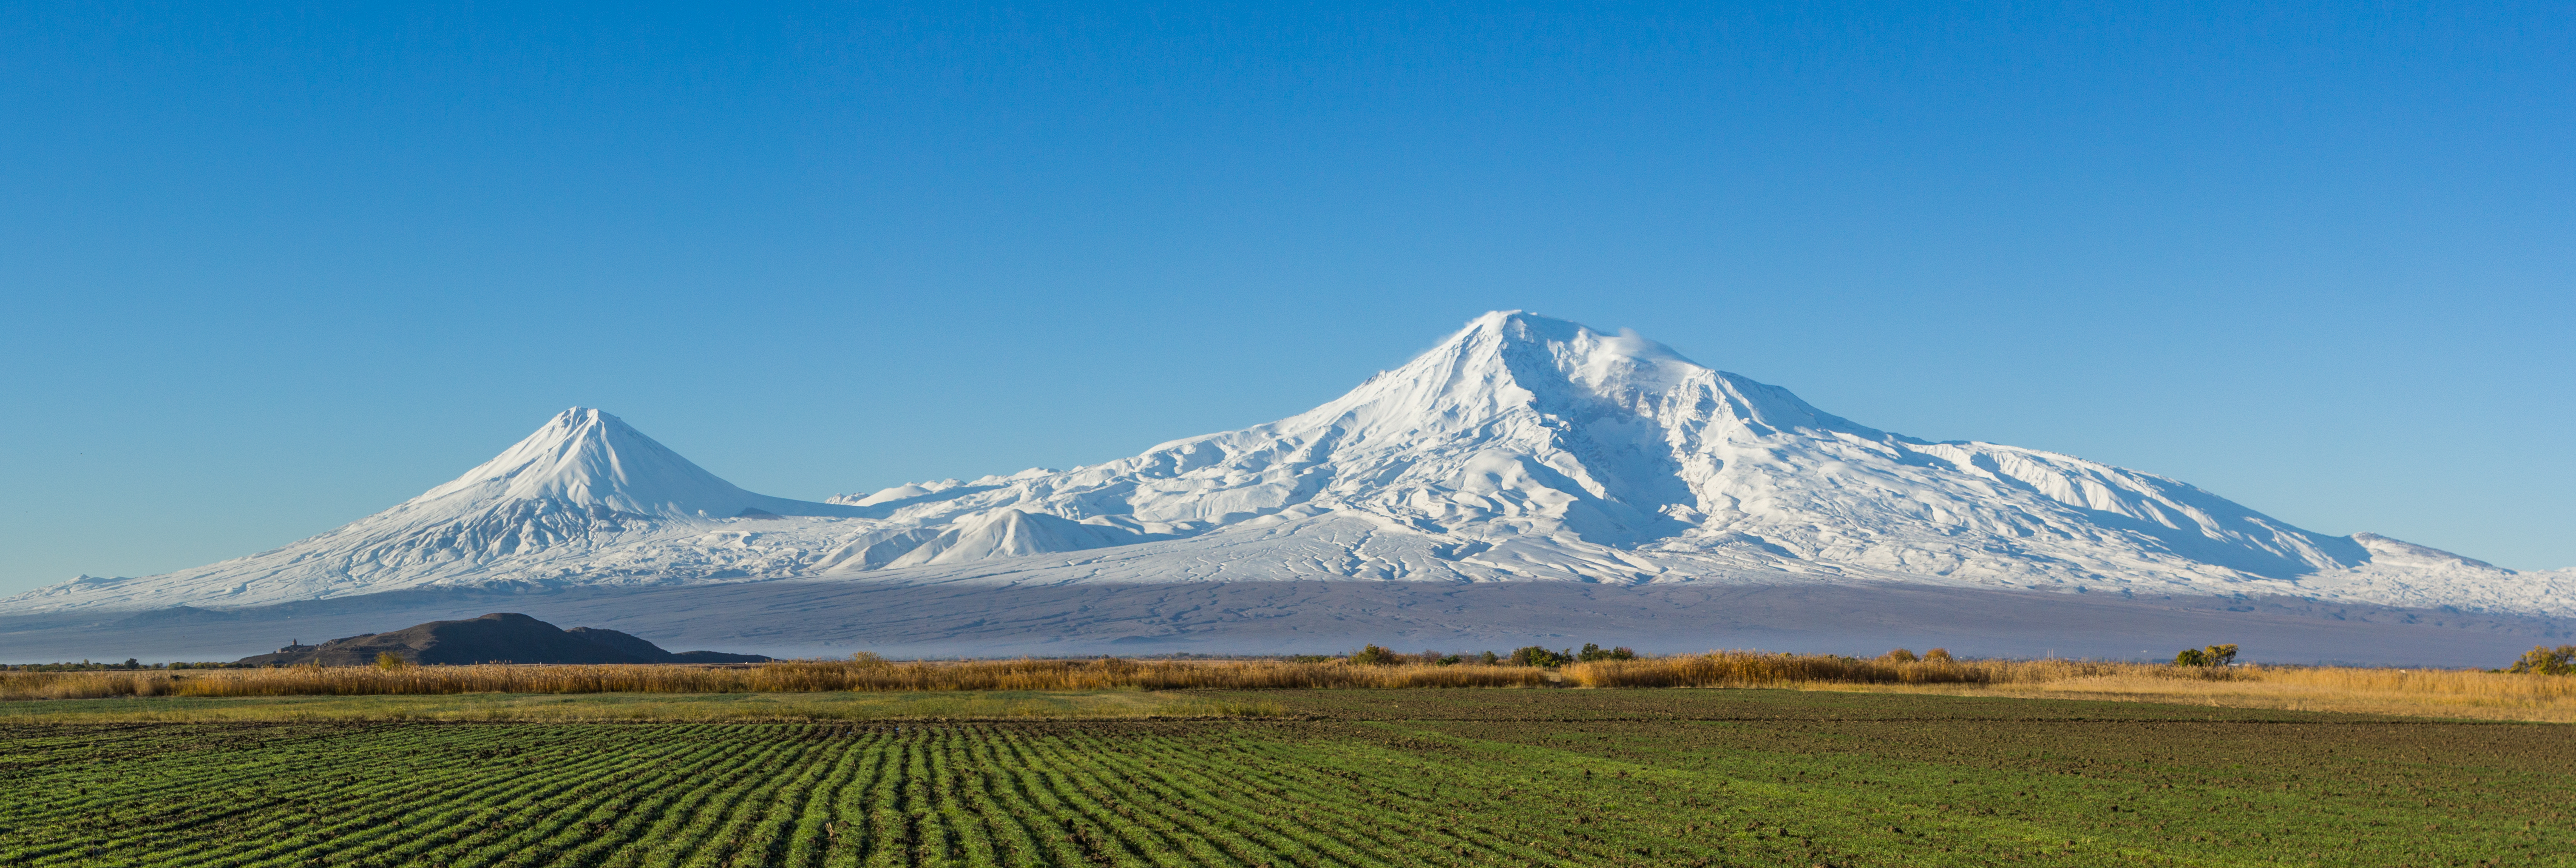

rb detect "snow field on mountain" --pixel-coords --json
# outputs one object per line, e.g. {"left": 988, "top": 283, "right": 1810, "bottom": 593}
{"left": 10, "top": 311, "right": 2567, "bottom": 616}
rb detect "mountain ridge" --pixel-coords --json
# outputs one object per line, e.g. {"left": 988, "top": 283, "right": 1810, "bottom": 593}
{"left": 234, "top": 612, "right": 771, "bottom": 666}
{"left": 10, "top": 311, "right": 2569, "bottom": 618}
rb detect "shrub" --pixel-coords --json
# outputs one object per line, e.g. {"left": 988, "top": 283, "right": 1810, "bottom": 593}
{"left": 1508, "top": 646, "right": 1572, "bottom": 668}
{"left": 373, "top": 652, "right": 409, "bottom": 671}
{"left": 1880, "top": 648, "right": 1919, "bottom": 663}
{"left": 848, "top": 652, "right": 889, "bottom": 668}
{"left": 1348, "top": 645, "right": 1404, "bottom": 666}
{"left": 1477, "top": 651, "right": 1500, "bottom": 665}
{"left": 2507, "top": 645, "right": 2576, "bottom": 675}
{"left": 1923, "top": 648, "right": 1953, "bottom": 661}
{"left": 1434, "top": 655, "right": 1463, "bottom": 666}
{"left": 2175, "top": 644, "right": 2238, "bottom": 667}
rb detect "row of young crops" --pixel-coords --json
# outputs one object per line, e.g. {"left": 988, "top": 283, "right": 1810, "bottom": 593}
{"left": 1, "top": 720, "right": 1798, "bottom": 868}
{"left": 7, "top": 691, "right": 2570, "bottom": 867}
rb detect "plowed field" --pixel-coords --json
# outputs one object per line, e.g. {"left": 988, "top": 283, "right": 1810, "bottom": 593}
{"left": 4, "top": 689, "right": 2567, "bottom": 866}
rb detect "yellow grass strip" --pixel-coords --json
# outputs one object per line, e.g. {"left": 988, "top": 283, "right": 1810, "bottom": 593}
{"left": 1561, "top": 652, "right": 2169, "bottom": 687}
{"left": 11, "top": 652, "right": 2568, "bottom": 722}
{"left": 1806, "top": 668, "right": 2576, "bottom": 723}
{"left": 1560, "top": 651, "right": 2576, "bottom": 723}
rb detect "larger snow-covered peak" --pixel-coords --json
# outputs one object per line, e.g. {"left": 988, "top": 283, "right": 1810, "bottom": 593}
{"left": 838, "top": 311, "right": 2389, "bottom": 586}
{"left": 1253, "top": 311, "right": 1867, "bottom": 450}
{"left": 1334, "top": 310, "right": 1704, "bottom": 422}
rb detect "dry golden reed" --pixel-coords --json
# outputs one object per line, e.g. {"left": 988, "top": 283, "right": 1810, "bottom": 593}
{"left": 1548, "top": 652, "right": 2570, "bottom": 723}
{"left": 1915, "top": 662, "right": 2576, "bottom": 723}
{"left": 1564, "top": 652, "right": 2576, "bottom": 722}
{"left": 1560, "top": 651, "right": 2253, "bottom": 688}
{"left": 8, "top": 652, "right": 2570, "bottom": 722}
{"left": 0, "top": 658, "right": 1549, "bottom": 700}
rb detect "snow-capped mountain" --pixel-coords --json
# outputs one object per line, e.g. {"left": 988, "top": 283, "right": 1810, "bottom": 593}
{"left": 11, "top": 312, "right": 2570, "bottom": 615}
{"left": 3, "top": 409, "right": 872, "bottom": 610}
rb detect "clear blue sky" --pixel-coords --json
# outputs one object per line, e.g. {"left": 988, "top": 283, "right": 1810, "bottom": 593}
{"left": 3, "top": 1, "right": 2570, "bottom": 593}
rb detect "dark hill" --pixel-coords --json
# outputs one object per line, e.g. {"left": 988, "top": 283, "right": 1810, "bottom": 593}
{"left": 235, "top": 612, "right": 771, "bottom": 666}
{"left": 563, "top": 626, "right": 770, "bottom": 663}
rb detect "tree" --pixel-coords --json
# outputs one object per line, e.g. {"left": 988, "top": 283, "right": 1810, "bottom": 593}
{"left": 1880, "top": 648, "right": 1919, "bottom": 663}
{"left": 1348, "top": 644, "right": 1403, "bottom": 666}
{"left": 2506, "top": 645, "right": 2576, "bottom": 675}
{"left": 1574, "top": 643, "right": 1637, "bottom": 663}
{"left": 1508, "top": 646, "right": 1572, "bottom": 668}
{"left": 373, "top": 652, "right": 409, "bottom": 671}
{"left": 1477, "top": 650, "right": 1500, "bottom": 665}
{"left": 1923, "top": 648, "right": 1954, "bottom": 662}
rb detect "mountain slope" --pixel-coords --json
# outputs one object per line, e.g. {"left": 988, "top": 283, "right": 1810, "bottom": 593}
{"left": 4, "top": 409, "right": 870, "bottom": 610}
{"left": 10, "top": 313, "right": 2567, "bottom": 616}
{"left": 843, "top": 313, "right": 2373, "bottom": 588}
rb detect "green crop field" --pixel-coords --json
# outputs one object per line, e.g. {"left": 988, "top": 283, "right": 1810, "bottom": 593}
{"left": 4, "top": 689, "right": 2568, "bottom": 867}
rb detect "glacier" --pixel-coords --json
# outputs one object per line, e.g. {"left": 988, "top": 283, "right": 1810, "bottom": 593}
{"left": 8, "top": 311, "right": 2570, "bottom": 626}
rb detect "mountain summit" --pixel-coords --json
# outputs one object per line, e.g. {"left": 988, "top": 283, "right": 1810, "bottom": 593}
{"left": 10, "top": 312, "right": 2568, "bottom": 615}
{"left": 409, "top": 408, "right": 855, "bottom": 521}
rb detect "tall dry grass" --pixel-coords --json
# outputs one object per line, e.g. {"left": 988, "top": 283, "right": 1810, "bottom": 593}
{"left": 1562, "top": 651, "right": 2576, "bottom": 721}
{"left": 1560, "top": 651, "right": 2218, "bottom": 688}
{"left": 8, "top": 653, "right": 2569, "bottom": 722}
{"left": 0, "top": 658, "right": 1551, "bottom": 700}
{"left": 1901, "top": 663, "right": 2576, "bottom": 723}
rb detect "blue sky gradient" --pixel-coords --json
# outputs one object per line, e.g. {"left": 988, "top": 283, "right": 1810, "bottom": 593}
{"left": 3, "top": 1, "right": 2570, "bottom": 592}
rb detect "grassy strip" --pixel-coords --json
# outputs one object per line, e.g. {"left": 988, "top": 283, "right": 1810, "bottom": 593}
{"left": 0, "top": 689, "right": 1244, "bottom": 723}
{"left": 0, "top": 660, "right": 1552, "bottom": 700}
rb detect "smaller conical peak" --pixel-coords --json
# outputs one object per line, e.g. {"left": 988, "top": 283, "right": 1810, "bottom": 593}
{"left": 404, "top": 407, "right": 772, "bottom": 518}
{"left": 531, "top": 406, "right": 635, "bottom": 439}
{"left": 552, "top": 406, "right": 616, "bottom": 428}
